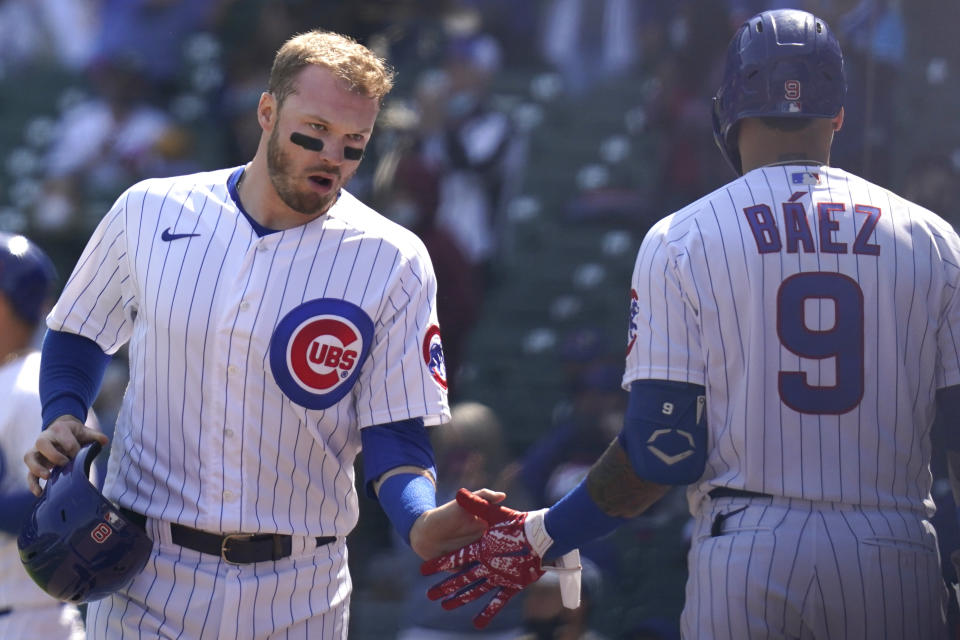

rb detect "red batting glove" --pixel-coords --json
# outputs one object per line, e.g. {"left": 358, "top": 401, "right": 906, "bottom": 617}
{"left": 420, "top": 488, "right": 551, "bottom": 629}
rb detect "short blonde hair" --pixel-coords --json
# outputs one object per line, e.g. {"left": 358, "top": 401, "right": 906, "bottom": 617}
{"left": 268, "top": 30, "right": 395, "bottom": 105}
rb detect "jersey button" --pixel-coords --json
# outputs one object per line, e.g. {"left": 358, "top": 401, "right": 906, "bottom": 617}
{"left": 224, "top": 428, "right": 235, "bottom": 438}
{"left": 223, "top": 490, "right": 236, "bottom": 501}
{"left": 228, "top": 365, "right": 238, "bottom": 375}
{"left": 257, "top": 244, "right": 268, "bottom": 253}
{"left": 239, "top": 301, "right": 250, "bottom": 311}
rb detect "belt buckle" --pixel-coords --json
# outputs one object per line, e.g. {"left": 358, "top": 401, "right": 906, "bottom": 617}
{"left": 220, "top": 533, "right": 254, "bottom": 565}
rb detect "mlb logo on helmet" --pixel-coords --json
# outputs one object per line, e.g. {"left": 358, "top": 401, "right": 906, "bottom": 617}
{"left": 270, "top": 299, "right": 374, "bottom": 409}
{"left": 422, "top": 325, "right": 447, "bottom": 390}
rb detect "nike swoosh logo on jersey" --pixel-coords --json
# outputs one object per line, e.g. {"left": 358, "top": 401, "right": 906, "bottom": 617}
{"left": 161, "top": 228, "right": 200, "bottom": 241}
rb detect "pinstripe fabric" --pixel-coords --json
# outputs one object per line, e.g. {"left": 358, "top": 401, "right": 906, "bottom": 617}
{"left": 624, "top": 165, "right": 960, "bottom": 512}
{"left": 48, "top": 167, "right": 450, "bottom": 638}
{"left": 623, "top": 165, "right": 960, "bottom": 638}
{"left": 682, "top": 497, "right": 948, "bottom": 639}
{"left": 85, "top": 516, "right": 350, "bottom": 639}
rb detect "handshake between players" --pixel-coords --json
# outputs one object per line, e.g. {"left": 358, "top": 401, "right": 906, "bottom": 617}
{"left": 421, "top": 488, "right": 583, "bottom": 629}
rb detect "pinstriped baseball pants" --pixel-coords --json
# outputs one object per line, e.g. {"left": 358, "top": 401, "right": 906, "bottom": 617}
{"left": 84, "top": 517, "right": 350, "bottom": 639}
{"left": 682, "top": 496, "right": 949, "bottom": 639}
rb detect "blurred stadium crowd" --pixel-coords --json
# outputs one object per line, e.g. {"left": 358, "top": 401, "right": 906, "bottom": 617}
{"left": 2, "top": 0, "right": 959, "bottom": 638}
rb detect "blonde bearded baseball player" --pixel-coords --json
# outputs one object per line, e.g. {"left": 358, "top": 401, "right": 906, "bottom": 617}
{"left": 422, "top": 10, "right": 960, "bottom": 639}
{"left": 23, "top": 31, "right": 502, "bottom": 639}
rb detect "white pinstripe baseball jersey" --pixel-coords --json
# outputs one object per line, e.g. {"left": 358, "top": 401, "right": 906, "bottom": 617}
{"left": 47, "top": 166, "right": 450, "bottom": 539}
{"left": 624, "top": 164, "right": 960, "bottom": 515}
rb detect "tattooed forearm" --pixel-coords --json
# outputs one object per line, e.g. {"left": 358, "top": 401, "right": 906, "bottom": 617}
{"left": 586, "top": 439, "right": 670, "bottom": 518}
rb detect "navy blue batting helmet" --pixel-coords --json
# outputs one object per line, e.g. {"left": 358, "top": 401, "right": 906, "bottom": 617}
{"left": 18, "top": 442, "right": 153, "bottom": 603}
{"left": 0, "top": 232, "right": 57, "bottom": 324}
{"left": 712, "top": 9, "right": 845, "bottom": 175}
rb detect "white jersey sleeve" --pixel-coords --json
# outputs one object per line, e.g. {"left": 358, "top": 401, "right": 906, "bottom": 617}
{"left": 355, "top": 237, "right": 448, "bottom": 428}
{"left": 48, "top": 191, "right": 137, "bottom": 353}
{"left": 934, "top": 225, "right": 960, "bottom": 389}
{"left": 623, "top": 216, "right": 706, "bottom": 388}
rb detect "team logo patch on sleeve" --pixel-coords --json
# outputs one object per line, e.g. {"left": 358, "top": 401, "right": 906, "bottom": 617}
{"left": 422, "top": 325, "right": 447, "bottom": 390}
{"left": 626, "top": 289, "right": 640, "bottom": 356}
{"left": 270, "top": 299, "right": 374, "bottom": 409}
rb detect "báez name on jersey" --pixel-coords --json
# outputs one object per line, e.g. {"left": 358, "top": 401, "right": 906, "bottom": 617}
{"left": 743, "top": 201, "right": 881, "bottom": 256}
{"left": 270, "top": 299, "right": 374, "bottom": 409}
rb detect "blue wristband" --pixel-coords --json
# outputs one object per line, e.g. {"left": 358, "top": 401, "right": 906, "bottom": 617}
{"left": 544, "top": 477, "right": 627, "bottom": 560}
{"left": 377, "top": 472, "right": 437, "bottom": 544}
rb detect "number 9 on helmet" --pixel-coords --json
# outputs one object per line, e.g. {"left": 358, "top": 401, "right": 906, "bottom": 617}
{"left": 712, "top": 9, "right": 846, "bottom": 175}
{"left": 17, "top": 442, "right": 153, "bottom": 603}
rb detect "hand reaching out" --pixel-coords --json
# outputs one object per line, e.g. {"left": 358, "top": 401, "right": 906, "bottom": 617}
{"left": 409, "top": 487, "right": 506, "bottom": 560}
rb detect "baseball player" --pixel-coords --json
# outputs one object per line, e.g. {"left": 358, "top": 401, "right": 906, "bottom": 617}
{"left": 23, "top": 31, "right": 501, "bottom": 639}
{"left": 422, "top": 10, "right": 960, "bottom": 639}
{"left": 0, "top": 233, "right": 85, "bottom": 639}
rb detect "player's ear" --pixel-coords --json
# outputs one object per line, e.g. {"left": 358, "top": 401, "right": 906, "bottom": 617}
{"left": 832, "top": 107, "right": 844, "bottom": 132}
{"left": 258, "top": 92, "right": 278, "bottom": 132}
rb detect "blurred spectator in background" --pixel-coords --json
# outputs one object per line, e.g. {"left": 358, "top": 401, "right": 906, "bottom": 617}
{"left": 521, "top": 360, "right": 625, "bottom": 506}
{"left": 33, "top": 56, "right": 195, "bottom": 232}
{"left": 519, "top": 359, "right": 626, "bottom": 577}
{"left": 380, "top": 152, "right": 482, "bottom": 398}
{"left": 539, "top": 0, "right": 640, "bottom": 95}
{"left": 832, "top": 0, "right": 906, "bottom": 184}
{"left": 425, "top": 7, "right": 513, "bottom": 284}
{"left": 518, "top": 557, "right": 607, "bottom": 640}
{"left": 0, "top": 0, "right": 99, "bottom": 76}
{"left": 93, "top": 0, "right": 225, "bottom": 97}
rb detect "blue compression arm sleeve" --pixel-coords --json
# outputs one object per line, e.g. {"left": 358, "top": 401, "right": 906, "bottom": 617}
{"left": 39, "top": 329, "right": 111, "bottom": 428}
{"left": 361, "top": 418, "right": 437, "bottom": 497}
{"left": 544, "top": 477, "right": 626, "bottom": 560}
{"left": 361, "top": 418, "right": 438, "bottom": 544}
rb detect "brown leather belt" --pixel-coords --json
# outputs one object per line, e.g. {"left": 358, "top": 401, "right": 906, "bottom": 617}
{"left": 120, "top": 508, "right": 335, "bottom": 564}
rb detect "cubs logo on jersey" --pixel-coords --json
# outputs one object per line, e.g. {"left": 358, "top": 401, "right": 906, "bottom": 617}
{"left": 626, "top": 289, "right": 640, "bottom": 356}
{"left": 422, "top": 325, "right": 447, "bottom": 390}
{"left": 270, "top": 299, "right": 374, "bottom": 409}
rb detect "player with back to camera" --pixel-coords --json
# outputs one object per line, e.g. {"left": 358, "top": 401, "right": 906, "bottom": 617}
{"left": 422, "top": 9, "right": 960, "bottom": 639}
{"left": 0, "top": 233, "right": 87, "bottom": 639}
{"left": 22, "top": 30, "right": 503, "bottom": 639}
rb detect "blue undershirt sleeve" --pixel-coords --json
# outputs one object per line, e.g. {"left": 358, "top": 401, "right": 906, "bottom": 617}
{"left": 360, "top": 418, "right": 436, "bottom": 497}
{"left": 39, "top": 329, "right": 112, "bottom": 428}
{"left": 543, "top": 477, "right": 626, "bottom": 560}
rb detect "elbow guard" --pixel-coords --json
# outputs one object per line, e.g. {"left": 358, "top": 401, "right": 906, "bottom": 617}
{"left": 618, "top": 380, "right": 707, "bottom": 485}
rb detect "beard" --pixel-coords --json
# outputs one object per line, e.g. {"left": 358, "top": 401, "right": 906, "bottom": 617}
{"left": 266, "top": 125, "right": 346, "bottom": 216}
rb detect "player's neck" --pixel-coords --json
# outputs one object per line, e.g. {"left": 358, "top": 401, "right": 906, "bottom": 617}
{"left": 738, "top": 119, "right": 835, "bottom": 174}
{"left": 741, "top": 149, "right": 830, "bottom": 173}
